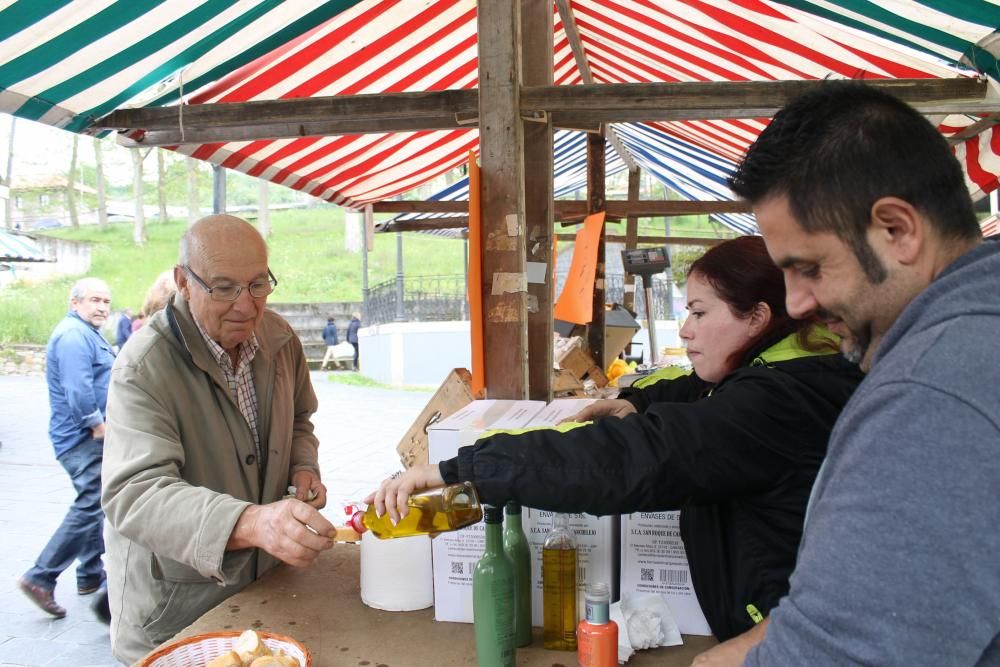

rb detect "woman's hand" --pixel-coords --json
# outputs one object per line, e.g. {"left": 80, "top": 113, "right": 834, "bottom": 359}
{"left": 363, "top": 464, "right": 445, "bottom": 525}
{"left": 561, "top": 398, "right": 637, "bottom": 423}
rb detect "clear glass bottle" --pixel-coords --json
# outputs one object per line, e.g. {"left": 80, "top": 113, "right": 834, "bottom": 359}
{"left": 349, "top": 481, "right": 482, "bottom": 539}
{"left": 503, "top": 501, "right": 533, "bottom": 647}
{"left": 542, "top": 512, "right": 578, "bottom": 651}
{"left": 577, "top": 582, "right": 618, "bottom": 667}
{"left": 473, "top": 504, "right": 516, "bottom": 667}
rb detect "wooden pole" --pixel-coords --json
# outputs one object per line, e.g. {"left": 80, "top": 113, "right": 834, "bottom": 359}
{"left": 477, "top": 0, "right": 528, "bottom": 399}
{"left": 587, "top": 131, "right": 606, "bottom": 371}
{"left": 522, "top": 0, "right": 553, "bottom": 402}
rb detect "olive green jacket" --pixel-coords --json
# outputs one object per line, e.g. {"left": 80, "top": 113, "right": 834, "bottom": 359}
{"left": 102, "top": 295, "right": 320, "bottom": 664}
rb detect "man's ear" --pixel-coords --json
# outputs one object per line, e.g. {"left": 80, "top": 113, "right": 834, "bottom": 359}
{"left": 749, "top": 301, "right": 772, "bottom": 337}
{"left": 869, "top": 197, "right": 923, "bottom": 265}
{"left": 173, "top": 265, "right": 190, "bottom": 300}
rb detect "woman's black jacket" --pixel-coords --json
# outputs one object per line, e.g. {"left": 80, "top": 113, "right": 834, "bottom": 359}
{"left": 439, "top": 343, "right": 862, "bottom": 641}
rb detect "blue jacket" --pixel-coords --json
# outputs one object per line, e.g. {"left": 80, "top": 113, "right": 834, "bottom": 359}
{"left": 46, "top": 311, "right": 115, "bottom": 456}
{"left": 322, "top": 322, "right": 339, "bottom": 346}
{"left": 116, "top": 313, "right": 132, "bottom": 347}
{"left": 746, "top": 238, "right": 1000, "bottom": 666}
{"left": 347, "top": 317, "right": 360, "bottom": 344}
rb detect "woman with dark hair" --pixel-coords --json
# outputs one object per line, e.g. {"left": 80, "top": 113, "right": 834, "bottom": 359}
{"left": 369, "top": 236, "right": 862, "bottom": 652}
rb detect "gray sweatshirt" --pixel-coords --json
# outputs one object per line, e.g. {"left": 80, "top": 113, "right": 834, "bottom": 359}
{"left": 745, "top": 238, "right": 1000, "bottom": 666}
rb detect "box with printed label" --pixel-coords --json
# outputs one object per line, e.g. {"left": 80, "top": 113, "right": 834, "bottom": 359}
{"left": 427, "top": 399, "right": 546, "bottom": 623}
{"left": 620, "top": 510, "right": 712, "bottom": 635}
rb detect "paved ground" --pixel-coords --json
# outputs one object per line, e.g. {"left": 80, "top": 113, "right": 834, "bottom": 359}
{"left": 0, "top": 372, "right": 431, "bottom": 666}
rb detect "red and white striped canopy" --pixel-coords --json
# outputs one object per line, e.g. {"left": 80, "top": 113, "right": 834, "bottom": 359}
{"left": 2, "top": 1, "right": 1000, "bottom": 209}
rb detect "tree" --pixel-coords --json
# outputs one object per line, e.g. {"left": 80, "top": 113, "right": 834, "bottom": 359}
{"left": 258, "top": 178, "right": 270, "bottom": 237}
{"left": 66, "top": 134, "right": 79, "bottom": 228}
{"left": 131, "top": 148, "right": 147, "bottom": 245}
{"left": 93, "top": 136, "right": 108, "bottom": 230}
{"left": 3, "top": 115, "right": 15, "bottom": 229}
{"left": 157, "top": 149, "right": 168, "bottom": 223}
{"left": 186, "top": 157, "right": 199, "bottom": 226}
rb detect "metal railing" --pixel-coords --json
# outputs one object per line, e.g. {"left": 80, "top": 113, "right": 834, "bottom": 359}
{"left": 367, "top": 274, "right": 468, "bottom": 325}
{"left": 365, "top": 273, "right": 677, "bottom": 325}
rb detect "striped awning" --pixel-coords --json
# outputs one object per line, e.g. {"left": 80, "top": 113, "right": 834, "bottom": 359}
{"left": 0, "top": 230, "right": 47, "bottom": 262}
{"left": 2, "top": 1, "right": 1000, "bottom": 215}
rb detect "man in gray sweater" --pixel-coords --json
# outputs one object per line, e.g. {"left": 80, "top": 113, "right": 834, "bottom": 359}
{"left": 701, "top": 82, "right": 999, "bottom": 666}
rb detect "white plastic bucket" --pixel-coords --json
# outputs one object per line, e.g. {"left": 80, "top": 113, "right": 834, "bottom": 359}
{"left": 359, "top": 530, "right": 434, "bottom": 611}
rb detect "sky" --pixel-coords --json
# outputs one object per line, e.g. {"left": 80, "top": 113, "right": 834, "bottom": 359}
{"left": 0, "top": 112, "right": 136, "bottom": 186}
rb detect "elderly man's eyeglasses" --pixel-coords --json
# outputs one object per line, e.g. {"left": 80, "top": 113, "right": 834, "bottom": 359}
{"left": 183, "top": 266, "right": 277, "bottom": 302}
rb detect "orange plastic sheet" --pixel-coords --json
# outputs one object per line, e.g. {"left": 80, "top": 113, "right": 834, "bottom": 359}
{"left": 467, "top": 151, "right": 485, "bottom": 397}
{"left": 553, "top": 211, "right": 606, "bottom": 324}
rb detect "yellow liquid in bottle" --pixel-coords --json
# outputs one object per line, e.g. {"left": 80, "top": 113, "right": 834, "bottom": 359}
{"left": 542, "top": 546, "right": 578, "bottom": 650}
{"left": 363, "top": 483, "right": 483, "bottom": 538}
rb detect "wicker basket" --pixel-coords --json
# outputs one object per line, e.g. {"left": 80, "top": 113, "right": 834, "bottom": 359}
{"left": 140, "top": 630, "right": 311, "bottom": 666}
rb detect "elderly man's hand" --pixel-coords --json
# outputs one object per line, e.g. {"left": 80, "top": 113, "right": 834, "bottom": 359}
{"left": 291, "top": 470, "right": 327, "bottom": 508}
{"left": 560, "top": 398, "right": 637, "bottom": 424}
{"left": 363, "top": 464, "right": 445, "bottom": 526}
{"left": 228, "top": 499, "right": 335, "bottom": 567}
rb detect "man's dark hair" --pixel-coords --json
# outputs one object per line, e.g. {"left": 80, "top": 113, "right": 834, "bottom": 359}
{"left": 728, "top": 81, "right": 981, "bottom": 281}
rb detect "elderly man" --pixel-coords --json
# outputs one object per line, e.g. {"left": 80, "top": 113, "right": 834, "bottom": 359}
{"left": 694, "top": 82, "right": 999, "bottom": 666}
{"left": 18, "top": 278, "right": 114, "bottom": 618}
{"left": 102, "top": 215, "right": 334, "bottom": 664}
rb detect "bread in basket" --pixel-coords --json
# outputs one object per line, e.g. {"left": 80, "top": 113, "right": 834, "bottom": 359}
{"left": 140, "top": 629, "right": 311, "bottom": 667}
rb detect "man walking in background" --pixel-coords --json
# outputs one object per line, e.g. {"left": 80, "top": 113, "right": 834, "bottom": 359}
{"left": 347, "top": 311, "right": 361, "bottom": 371}
{"left": 18, "top": 277, "right": 114, "bottom": 618}
{"left": 320, "top": 316, "right": 339, "bottom": 370}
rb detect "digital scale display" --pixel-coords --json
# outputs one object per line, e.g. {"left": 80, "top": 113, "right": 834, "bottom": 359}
{"left": 621, "top": 246, "right": 670, "bottom": 276}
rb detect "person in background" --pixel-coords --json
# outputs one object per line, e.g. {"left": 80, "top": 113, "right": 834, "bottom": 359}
{"left": 18, "top": 278, "right": 114, "bottom": 619}
{"left": 114, "top": 308, "right": 132, "bottom": 350}
{"left": 92, "top": 269, "right": 178, "bottom": 625}
{"left": 370, "top": 236, "right": 862, "bottom": 649}
{"left": 102, "top": 215, "right": 333, "bottom": 664}
{"left": 140, "top": 269, "right": 177, "bottom": 319}
{"left": 719, "top": 82, "right": 1000, "bottom": 667}
{"left": 346, "top": 311, "right": 361, "bottom": 371}
{"left": 320, "top": 316, "right": 340, "bottom": 370}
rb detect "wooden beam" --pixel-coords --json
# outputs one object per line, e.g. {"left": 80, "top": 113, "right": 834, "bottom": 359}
{"left": 523, "top": 0, "right": 554, "bottom": 403}
{"left": 561, "top": 199, "right": 752, "bottom": 217}
{"left": 478, "top": 0, "right": 528, "bottom": 399}
{"left": 947, "top": 112, "right": 1000, "bottom": 145}
{"left": 370, "top": 201, "right": 470, "bottom": 213}
{"left": 375, "top": 218, "right": 469, "bottom": 232}
{"left": 98, "top": 89, "right": 478, "bottom": 130}
{"left": 587, "top": 131, "right": 607, "bottom": 371}
{"left": 557, "top": 234, "right": 724, "bottom": 246}
{"left": 523, "top": 77, "right": 993, "bottom": 123}
{"left": 98, "top": 78, "right": 992, "bottom": 144}
{"left": 370, "top": 198, "right": 750, "bottom": 216}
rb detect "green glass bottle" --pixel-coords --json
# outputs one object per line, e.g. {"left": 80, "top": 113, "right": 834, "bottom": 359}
{"left": 473, "top": 504, "right": 516, "bottom": 666}
{"left": 503, "top": 501, "right": 533, "bottom": 647}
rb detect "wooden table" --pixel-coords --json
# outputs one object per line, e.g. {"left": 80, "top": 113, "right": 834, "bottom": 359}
{"left": 162, "top": 544, "right": 717, "bottom": 665}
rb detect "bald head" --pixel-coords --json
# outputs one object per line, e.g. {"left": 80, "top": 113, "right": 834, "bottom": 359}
{"left": 175, "top": 215, "right": 272, "bottom": 352}
{"left": 179, "top": 215, "right": 267, "bottom": 270}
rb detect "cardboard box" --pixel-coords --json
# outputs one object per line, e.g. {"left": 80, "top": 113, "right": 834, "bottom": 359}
{"left": 620, "top": 510, "right": 712, "bottom": 635}
{"left": 427, "top": 400, "right": 546, "bottom": 623}
{"left": 530, "top": 397, "right": 598, "bottom": 426}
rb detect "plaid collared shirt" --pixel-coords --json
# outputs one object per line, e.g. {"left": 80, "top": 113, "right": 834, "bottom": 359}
{"left": 194, "top": 317, "right": 262, "bottom": 468}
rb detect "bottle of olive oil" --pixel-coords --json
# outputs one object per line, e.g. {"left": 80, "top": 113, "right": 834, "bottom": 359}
{"left": 542, "top": 512, "right": 578, "bottom": 651}
{"left": 473, "top": 505, "right": 516, "bottom": 667}
{"left": 349, "top": 481, "right": 483, "bottom": 539}
{"left": 503, "top": 501, "right": 533, "bottom": 647}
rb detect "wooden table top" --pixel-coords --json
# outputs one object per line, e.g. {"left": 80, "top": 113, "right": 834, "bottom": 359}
{"left": 157, "top": 544, "right": 717, "bottom": 666}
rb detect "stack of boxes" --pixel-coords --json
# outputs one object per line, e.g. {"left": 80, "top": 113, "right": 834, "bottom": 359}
{"left": 425, "top": 398, "right": 711, "bottom": 636}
